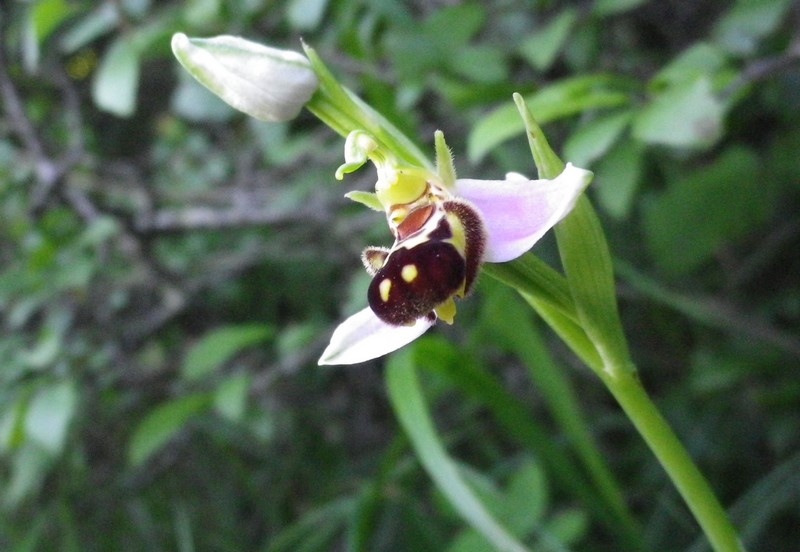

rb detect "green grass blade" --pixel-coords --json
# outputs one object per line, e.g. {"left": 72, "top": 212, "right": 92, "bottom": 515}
{"left": 386, "top": 350, "right": 530, "bottom": 552}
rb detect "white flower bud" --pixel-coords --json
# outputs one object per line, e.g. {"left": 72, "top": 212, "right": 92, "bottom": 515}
{"left": 171, "top": 33, "right": 318, "bottom": 122}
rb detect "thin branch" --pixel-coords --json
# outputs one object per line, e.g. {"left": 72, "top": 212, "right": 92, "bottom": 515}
{"left": 0, "top": 36, "right": 46, "bottom": 160}
{"left": 616, "top": 261, "right": 800, "bottom": 359}
{"left": 132, "top": 197, "right": 333, "bottom": 233}
{"left": 721, "top": 34, "right": 800, "bottom": 101}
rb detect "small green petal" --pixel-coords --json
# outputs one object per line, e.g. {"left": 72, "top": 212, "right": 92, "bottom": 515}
{"left": 344, "top": 190, "right": 383, "bottom": 211}
{"left": 434, "top": 130, "right": 457, "bottom": 189}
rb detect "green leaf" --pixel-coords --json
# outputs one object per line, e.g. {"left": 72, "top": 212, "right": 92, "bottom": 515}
{"left": 512, "top": 100, "right": 631, "bottom": 374}
{"left": 518, "top": 9, "right": 578, "bottom": 71}
{"left": 502, "top": 460, "right": 549, "bottom": 535}
{"left": 632, "top": 77, "right": 724, "bottom": 148}
{"left": 128, "top": 394, "right": 211, "bottom": 467}
{"left": 303, "top": 43, "right": 432, "bottom": 169}
{"left": 556, "top": 195, "right": 633, "bottom": 374}
{"left": 386, "top": 351, "right": 529, "bottom": 552}
{"left": 468, "top": 74, "right": 633, "bottom": 162}
{"left": 642, "top": 146, "right": 765, "bottom": 275}
{"left": 650, "top": 43, "right": 728, "bottom": 89}
{"left": 712, "top": 0, "right": 793, "bottom": 56}
{"left": 213, "top": 373, "right": 251, "bottom": 422}
{"left": 30, "top": 0, "right": 79, "bottom": 44}
{"left": 5, "top": 444, "right": 53, "bottom": 507}
{"left": 593, "top": 140, "right": 644, "bottom": 219}
{"left": 0, "top": 395, "right": 27, "bottom": 453}
{"left": 266, "top": 498, "right": 354, "bottom": 552}
{"left": 482, "top": 253, "right": 577, "bottom": 324}
{"left": 92, "top": 36, "right": 140, "bottom": 117}
{"left": 25, "top": 381, "right": 78, "bottom": 455}
{"left": 543, "top": 508, "right": 589, "bottom": 544}
{"left": 563, "top": 110, "right": 633, "bottom": 167}
{"left": 452, "top": 45, "right": 508, "bottom": 83}
{"left": 592, "top": 0, "right": 649, "bottom": 16}
{"left": 383, "top": 3, "right": 486, "bottom": 83}
{"left": 480, "top": 284, "right": 642, "bottom": 548}
{"left": 182, "top": 324, "right": 272, "bottom": 381}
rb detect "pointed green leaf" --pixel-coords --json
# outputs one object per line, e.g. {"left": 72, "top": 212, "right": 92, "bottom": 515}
{"left": 213, "top": 373, "right": 251, "bottom": 422}
{"left": 642, "top": 146, "right": 763, "bottom": 275}
{"left": 468, "top": 75, "right": 633, "bottom": 162}
{"left": 518, "top": 9, "right": 578, "bottom": 71}
{"left": 650, "top": 43, "right": 728, "bottom": 89}
{"left": 563, "top": 110, "right": 633, "bottom": 167}
{"left": 555, "top": 196, "right": 633, "bottom": 375}
{"left": 593, "top": 140, "right": 644, "bottom": 219}
{"left": 712, "top": 0, "right": 793, "bottom": 55}
{"left": 513, "top": 95, "right": 632, "bottom": 375}
{"left": 632, "top": 77, "right": 724, "bottom": 148}
{"left": 128, "top": 394, "right": 211, "bottom": 467}
{"left": 182, "top": 324, "right": 272, "bottom": 381}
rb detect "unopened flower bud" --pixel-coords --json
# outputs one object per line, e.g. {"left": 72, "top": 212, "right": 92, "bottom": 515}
{"left": 171, "top": 33, "right": 318, "bottom": 122}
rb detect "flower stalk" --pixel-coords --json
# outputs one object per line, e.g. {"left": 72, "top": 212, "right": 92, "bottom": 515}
{"left": 514, "top": 96, "right": 744, "bottom": 551}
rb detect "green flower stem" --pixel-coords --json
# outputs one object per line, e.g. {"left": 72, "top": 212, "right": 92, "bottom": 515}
{"left": 489, "top": 286, "right": 643, "bottom": 549}
{"left": 508, "top": 258, "right": 744, "bottom": 551}
{"left": 510, "top": 92, "right": 744, "bottom": 550}
{"left": 303, "top": 43, "right": 432, "bottom": 170}
{"left": 597, "top": 368, "right": 745, "bottom": 552}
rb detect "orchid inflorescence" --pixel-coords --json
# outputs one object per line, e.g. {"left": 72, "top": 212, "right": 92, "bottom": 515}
{"left": 170, "top": 34, "right": 746, "bottom": 551}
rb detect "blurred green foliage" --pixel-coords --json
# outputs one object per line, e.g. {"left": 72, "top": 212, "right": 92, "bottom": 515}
{"left": 1, "top": 0, "right": 799, "bottom": 550}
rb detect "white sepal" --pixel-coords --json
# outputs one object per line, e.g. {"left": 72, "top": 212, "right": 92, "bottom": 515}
{"left": 318, "top": 307, "right": 434, "bottom": 365}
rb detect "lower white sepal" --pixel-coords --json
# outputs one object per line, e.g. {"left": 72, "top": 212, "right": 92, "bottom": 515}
{"left": 318, "top": 307, "right": 434, "bottom": 365}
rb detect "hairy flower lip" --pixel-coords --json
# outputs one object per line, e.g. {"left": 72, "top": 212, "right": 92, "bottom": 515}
{"left": 319, "top": 163, "right": 593, "bottom": 365}
{"left": 171, "top": 33, "right": 318, "bottom": 122}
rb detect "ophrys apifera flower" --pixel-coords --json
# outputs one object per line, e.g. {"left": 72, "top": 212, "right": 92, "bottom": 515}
{"left": 319, "top": 130, "right": 592, "bottom": 365}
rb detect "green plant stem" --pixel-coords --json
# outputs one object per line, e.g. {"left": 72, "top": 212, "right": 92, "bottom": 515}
{"left": 597, "top": 368, "right": 745, "bottom": 552}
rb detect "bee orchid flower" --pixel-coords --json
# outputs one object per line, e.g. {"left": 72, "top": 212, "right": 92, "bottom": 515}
{"left": 319, "top": 130, "right": 592, "bottom": 365}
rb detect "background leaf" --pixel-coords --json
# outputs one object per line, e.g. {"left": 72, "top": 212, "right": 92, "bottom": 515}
{"left": 642, "top": 146, "right": 767, "bottom": 274}
{"left": 182, "top": 324, "right": 273, "bottom": 381}
{"left": 128, "top": 394, "right": 211, "bottom": 467}
{"left": 632, "top": 77, "right": 724, "bottom": 148}
{"left": 91, "top": 36, "right": 140, "bottom": 116}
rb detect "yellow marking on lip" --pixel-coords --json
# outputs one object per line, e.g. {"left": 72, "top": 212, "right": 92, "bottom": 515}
{"left": 401, "top": 264, "right": 418, "bottom": 283}
{"left": 435, "top": 297, "right": 457, "bottom": 324}
{"left": 379, "top": 278, "right": 392, "bottom": 302}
